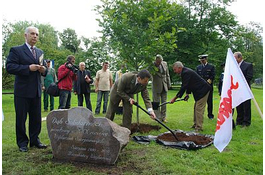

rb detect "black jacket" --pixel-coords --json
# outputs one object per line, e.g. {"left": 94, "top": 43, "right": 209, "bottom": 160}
{"left": 74, "top": 70, "right": 93, "bottom": 94}
{"left": 240, "top": 61, "right": 253, "bottom": 86}
{"left": 177, "top": 67, "right": 211, "bottom": 101}
{"left": 196, "top": 63, "right": 215, "bottom": 85}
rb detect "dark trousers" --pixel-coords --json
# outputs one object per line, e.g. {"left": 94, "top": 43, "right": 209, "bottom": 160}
{"left": 207, "top": 86, "right": 214, "bottom": 117}
{"left": 236, "top": 99, "right": 251, "bottom": 126}
{"left": 43, "top": 91, "right": 54, "bottom": 111}
{"left": 14, "top": 96, "right": 41, "bottom": 148}
{"left": 77, "top": 93, "right": 92, "bottom": 111}
{"left": 59, "top": 90, "right": 71, "bottom": 109}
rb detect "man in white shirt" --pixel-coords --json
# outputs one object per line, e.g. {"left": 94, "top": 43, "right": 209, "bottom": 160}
{"left": 95, "top": 62, "right": 113, "bottom": 114}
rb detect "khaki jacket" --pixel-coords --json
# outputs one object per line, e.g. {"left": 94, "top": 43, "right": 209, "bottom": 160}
{"left": 152, "top": 61, "right": 171, "bottom": 93}
{"left": 112, "top": 72, "right": 152, "bottom": 109}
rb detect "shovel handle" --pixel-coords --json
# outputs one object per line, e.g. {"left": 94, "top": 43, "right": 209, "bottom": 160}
{"left": 158, "top": 98, "right": 185, "bottom": 107}
{"left": 154, "top": 118, "right": 178, "bottom": 141}
{"left": 133, "top": 102, "right": 178, "bottom": 141}
{"left": 133, "top": 102, "right": 150, "bottom": 116}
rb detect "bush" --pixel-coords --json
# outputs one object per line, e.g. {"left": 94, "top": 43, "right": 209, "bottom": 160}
{"left": 2, "top": 68, "right": 15, "bottom": 90}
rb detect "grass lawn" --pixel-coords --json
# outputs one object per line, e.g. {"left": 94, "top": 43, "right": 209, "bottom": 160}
{"left": 2, "top": 87, "right": 263, "bottom": 175}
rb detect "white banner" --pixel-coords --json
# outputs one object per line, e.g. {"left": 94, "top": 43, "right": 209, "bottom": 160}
{"left": 214, "top": 48, "right": 254, "bottom": 152}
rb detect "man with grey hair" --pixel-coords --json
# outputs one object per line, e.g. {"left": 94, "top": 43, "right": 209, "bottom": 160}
{"left": 74, "top": 62, "right": 94, "bottom": 111}
{"left": 170, "top": 61, "right": 211, "bottom": 132}
{"left": 6, "top": 26, "right": 47, "bottom": 152}
{"left": 151, "top": 54, "right": 171, "bottom": 122}
{"left": 234, "top": 52, "right": 253, "bottom": 127}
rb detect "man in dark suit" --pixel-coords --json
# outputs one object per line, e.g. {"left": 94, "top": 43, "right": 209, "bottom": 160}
{"left": 74, "top": 62, "right": 94, "bottom": 111}
{"left": 6, "top": 26, "right": 47, "bottom": 152}
{"left": 105, "top": 70, "right": 156, "bottom": 129}
{"left": 234, "top": 52, "right": 253, "bottom": 127}
{"left": 151, "top": 54, "right": 171, "bottom": 122}
{"left": 196, "top": 54, "right": 215, "bottom": 119}
{"left": 170, "top": 61, "right": 211, "bottom": 132}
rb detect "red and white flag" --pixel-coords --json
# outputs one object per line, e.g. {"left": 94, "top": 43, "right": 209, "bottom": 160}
{"left": 214, "top": 48, "right": 254, "bottom": 152}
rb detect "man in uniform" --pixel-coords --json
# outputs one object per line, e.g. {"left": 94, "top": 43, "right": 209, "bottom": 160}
{"left": 196, "top": 54, "right": 215, "bottom": 119}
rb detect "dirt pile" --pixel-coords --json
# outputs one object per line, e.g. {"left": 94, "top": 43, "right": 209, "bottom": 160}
{"left": 157, "top": 132, "right": 213, "bottom": 145}
{"left": 130, "top": 123, "right": 161, "bottom": 134}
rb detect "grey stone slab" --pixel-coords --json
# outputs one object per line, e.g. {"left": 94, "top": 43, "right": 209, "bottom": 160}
{"left": 46, "top": 107, "right": 130, "bottom": 165}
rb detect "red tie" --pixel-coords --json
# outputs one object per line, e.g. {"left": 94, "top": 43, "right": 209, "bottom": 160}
{"left": 31, "top": 46, "right": 36, "bottom": 59}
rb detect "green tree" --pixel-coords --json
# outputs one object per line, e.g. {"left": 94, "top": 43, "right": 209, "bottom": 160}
{"left": 96, "top": 0, "right": 180, "bottom": 71}
{"left": 76, "top": 37, "right": 114, "bottom": 76}
{"left": 59, "top": 28, "right": 81, "bottom": 54}
{"left": 172, "top": 0, "right": 262, "bottom": 83}
{"left": 232, "top": 22, "right": 263, "bottom": 80}
{"left": 174, "top": 0, "right": 237, "bottom": 68}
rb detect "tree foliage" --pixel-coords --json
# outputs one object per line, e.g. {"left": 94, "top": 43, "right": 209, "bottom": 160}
{"left": 231, "top": 22, "right": 263, "bottom": 78}
{"left": 59, "top": 28, "right": 81, "bottom": 54}
{"left": 76, "top": 37, "right": 112, "bottom": 76}
{"left": 95, "top": 0, "right": 263, "bottom": 83}
{"left": 172, "top": 0, "right": 238, "bottom": 80}
{"left": 2, "top": 1, "right": 263, "bottom": 89}
{"left": 96, "top": 0, "right": 180, "bottom": 71}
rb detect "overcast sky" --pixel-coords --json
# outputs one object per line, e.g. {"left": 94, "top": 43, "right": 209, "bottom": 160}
{"left": 1, "top": 0, "right": 264, "bottom": 38}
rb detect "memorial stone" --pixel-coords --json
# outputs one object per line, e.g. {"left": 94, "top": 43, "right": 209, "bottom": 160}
{"left": 46, "top": 107, "right": 130, "bottom": 165}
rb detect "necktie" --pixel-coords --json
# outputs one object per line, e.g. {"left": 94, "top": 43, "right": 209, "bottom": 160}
{"left": 159, "top": 65, "right": 164, "bottom": 73}
{"left": 31, "top": 46, "right": 36, "bottom": 59}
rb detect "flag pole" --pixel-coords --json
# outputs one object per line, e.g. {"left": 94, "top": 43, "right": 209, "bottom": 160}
{"left": 252, "top": 97, "right": 263, "bottom": 119}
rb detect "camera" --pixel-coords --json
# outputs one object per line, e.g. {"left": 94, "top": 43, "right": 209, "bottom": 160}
{"left": 66, "top": 62, "right": 79, "bottom": 74}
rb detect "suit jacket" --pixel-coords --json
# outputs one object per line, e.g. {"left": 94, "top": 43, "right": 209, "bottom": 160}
{"left": 177, "top": 67, "right": 211, "bottom": 101}
{"left": 112, "top": 72, "right": 152, "bottom": 108}
{"left": 152, "top": 61, "right": 171, "bottom": 93}
{"left": 6, "top": 43, "right": 46, "bottom": 98}
{"left": 240, "top": 61, "right": 253, "bottom": 86}
{"left": 74, "top": 70, "right": 94, "bottom": 94}
{"left": 196, "top": 63, "right": 215, "bottom": 85}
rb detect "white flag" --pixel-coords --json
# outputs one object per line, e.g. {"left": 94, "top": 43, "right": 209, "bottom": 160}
{"left": 214, "top": 48, "right": 254, "bottom": 152}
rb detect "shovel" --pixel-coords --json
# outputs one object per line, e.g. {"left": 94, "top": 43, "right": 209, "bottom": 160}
{"left": 133, "top": 102, "right": 178, "bottom": 141}
{"left": 152, "top": 98, "right": 185, "bottom": 110}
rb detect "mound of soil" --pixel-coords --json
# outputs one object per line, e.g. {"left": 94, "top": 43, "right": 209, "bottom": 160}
{"left": 130, "top": 123, "right": 161, "bottom": 134}
{"left": 157, "top": 132, "right": 213, "bottom": 145}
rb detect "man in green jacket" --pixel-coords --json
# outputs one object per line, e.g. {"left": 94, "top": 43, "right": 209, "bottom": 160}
{"left": 41, "top": 59, "right": 57, "bottom": 111}
{"left": 106, "top": 69, "right": 156, "bottom": 129}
